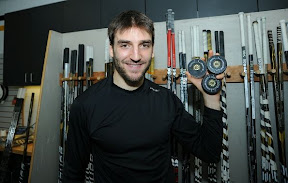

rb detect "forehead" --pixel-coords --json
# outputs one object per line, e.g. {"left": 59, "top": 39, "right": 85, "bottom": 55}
{"left": 115, "top": 27, "right": 152, "bottom": 41}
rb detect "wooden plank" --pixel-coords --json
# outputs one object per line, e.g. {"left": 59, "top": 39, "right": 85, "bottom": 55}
{"left": 29, "top": 30, "right": 63, "bottom": 183}
{"left": 0, "top": 143, "right": 33, "bottom": 156}
{"left": 152, "top": 64, "right": 288, "bottom": 84}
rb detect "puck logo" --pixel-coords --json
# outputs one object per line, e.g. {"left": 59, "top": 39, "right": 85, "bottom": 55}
{"left": 207, "top": 55, "right": 227, "bottom": 75}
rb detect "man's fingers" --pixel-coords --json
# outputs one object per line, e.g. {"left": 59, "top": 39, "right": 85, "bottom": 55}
{"left": 186, "top": 71, "right": 191, "bottom": 79}
{"left": 208, "top": 50, "right": 214, "bottom": 58}
{"left": 185, "top": 71, "right": 200, "bottom": 83}
{"left": 216, "top": 73, "right": 225, "bottom": 79}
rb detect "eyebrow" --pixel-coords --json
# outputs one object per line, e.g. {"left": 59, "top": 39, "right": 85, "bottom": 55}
{"left": 117, "top": 40, "right": 152, "bottom": 44}
{"left": 117, "top": 40, "right": 130, "bottom": 44}
{"left": 141, "top": 40, "right": 153, "bottom": 44}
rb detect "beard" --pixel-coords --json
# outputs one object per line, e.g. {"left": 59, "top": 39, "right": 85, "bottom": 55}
{"left": 113, "top": 56, "right": 151, "bottom": 87}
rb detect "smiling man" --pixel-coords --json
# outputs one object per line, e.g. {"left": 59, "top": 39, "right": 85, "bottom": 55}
{"left": 111, "top": 26, "right": 153, "bottom": 89}
{"left": 63, "top": 10, "right": 223, "bottom": 183}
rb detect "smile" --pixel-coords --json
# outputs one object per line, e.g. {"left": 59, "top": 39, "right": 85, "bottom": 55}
{"left": 125, "top": 63, "right": 144, "bottom": 69}
{"left": 127, "top": 63, "right": 142, "bottom": 66}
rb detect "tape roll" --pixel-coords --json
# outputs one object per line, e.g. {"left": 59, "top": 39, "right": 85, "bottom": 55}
{"left": 0, "top": 84, "right": 8, "bottom": 102}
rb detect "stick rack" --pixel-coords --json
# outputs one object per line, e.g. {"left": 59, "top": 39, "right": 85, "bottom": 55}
{"left": 59, "top": 63, "right": 288, "bottom": 85}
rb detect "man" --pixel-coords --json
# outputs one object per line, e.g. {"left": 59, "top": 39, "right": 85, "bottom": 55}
{"left": 63, "top": 10, "right": 223, "bottom": 183}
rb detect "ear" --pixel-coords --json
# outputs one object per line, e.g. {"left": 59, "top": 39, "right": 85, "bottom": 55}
{"left": 109, "top": 45, "right": 114, "bottom": 58}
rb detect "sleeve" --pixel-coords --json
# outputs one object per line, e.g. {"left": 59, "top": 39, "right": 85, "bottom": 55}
{"left": 63, "top": 99, "right": 90, "bottom": 183}
{"left": 171, "top": 96, "right": 223, "bottom": 163}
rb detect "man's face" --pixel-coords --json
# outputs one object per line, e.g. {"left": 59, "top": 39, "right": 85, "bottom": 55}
{"left": 110, "top": 27, "right": 154, "bottom": 85}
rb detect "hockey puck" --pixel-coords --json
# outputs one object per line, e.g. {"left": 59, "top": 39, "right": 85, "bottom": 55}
{"left": 201, "top": 74, "right": 221, "bottom": 95}
{"left": 207, "top": 55, "right": 227, "bottom": 75}
{"left": 188, "top": 59, "right": 207, "bottom": 78}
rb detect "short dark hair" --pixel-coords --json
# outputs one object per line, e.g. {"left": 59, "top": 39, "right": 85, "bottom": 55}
{"left": 108, "top": 10, "right": 155, "bottom": 46}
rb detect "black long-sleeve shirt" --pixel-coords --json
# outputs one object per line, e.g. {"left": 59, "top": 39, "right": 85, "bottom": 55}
{"left": 63, "top": 77, "right": 223, "bottom": 183}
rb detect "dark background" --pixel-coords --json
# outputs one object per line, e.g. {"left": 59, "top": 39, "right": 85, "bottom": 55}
{"left": 3, "top": 0, "right": 288, "bottom": 86}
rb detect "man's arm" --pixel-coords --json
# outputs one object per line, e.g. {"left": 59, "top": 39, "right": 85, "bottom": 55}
{"left": 172, "top": 102, "right": 223, "bottom": 163}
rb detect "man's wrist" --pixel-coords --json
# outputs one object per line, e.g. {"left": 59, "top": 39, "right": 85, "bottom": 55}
{"left": 204, "top": 95, "right": 221, "bottom": 111}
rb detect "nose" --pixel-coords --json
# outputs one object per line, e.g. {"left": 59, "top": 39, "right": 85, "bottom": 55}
{"left": 130, "top": 46, "right": 141, "bottom": 62}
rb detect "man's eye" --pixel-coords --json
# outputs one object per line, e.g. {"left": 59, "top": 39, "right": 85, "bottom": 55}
{"left": 120, "top": 44, "right": 129, "bottom": 48}
{"left": 141, "top": 43, "right": 151, "bottom": 48}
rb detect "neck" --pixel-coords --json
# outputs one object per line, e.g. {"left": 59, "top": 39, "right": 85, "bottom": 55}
{"left": 113, "top": 71, "right": 144, "bottom": 91}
